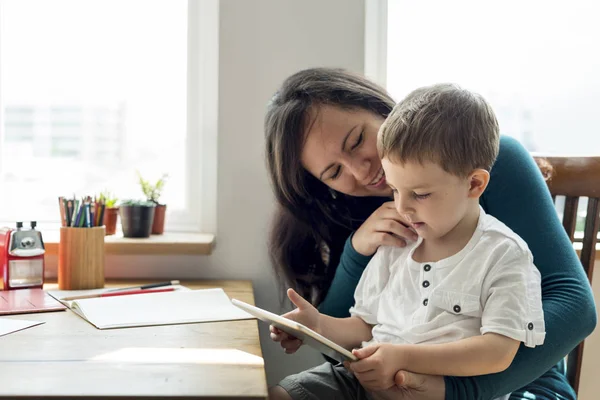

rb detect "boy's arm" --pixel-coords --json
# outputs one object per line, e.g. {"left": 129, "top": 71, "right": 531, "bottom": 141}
{"left": 283, "top": 288, "right": 373, "bottom": 351}
{"left": 350, "top": 332, "right": 519, "bottom": 391}
{"left": 398, "top": 333, "right": 520, "bottom": 376}
{"left": 318, "top": 314, "right": 373, "bottom": 351}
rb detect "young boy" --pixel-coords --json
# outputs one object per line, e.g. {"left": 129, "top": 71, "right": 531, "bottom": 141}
{"left": 271, "top": 83, "right": 545, "bottom": 400}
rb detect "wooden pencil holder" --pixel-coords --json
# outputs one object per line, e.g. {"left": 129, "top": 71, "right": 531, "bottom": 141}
{"left": 58, "top": 226, "right": 105, "bottom": 290}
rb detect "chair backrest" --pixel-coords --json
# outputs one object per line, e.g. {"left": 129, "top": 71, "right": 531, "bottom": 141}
{"left": 533, "top": 154, "right": 600, "bottom": 395}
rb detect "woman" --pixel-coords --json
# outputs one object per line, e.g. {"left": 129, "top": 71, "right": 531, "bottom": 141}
{"left": 265, "top": 68, "right": 595, "bottom": 399}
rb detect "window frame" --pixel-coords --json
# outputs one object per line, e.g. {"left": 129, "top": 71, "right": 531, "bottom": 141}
{"left": 364, "top": 0, "right": 388, "bottom": 88}
{"left": 0, "top": 0, "right": 219, "bottom": 233}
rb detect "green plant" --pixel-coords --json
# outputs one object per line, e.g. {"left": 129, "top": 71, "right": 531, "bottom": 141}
{"left": 119, "top": 199, "right": 156, "bottom": 207}
{"left": 98, "top": 190, "right": 119, "bottom": 208}
{"left": 137, "top": 172, "right": 168, "bottom": 205}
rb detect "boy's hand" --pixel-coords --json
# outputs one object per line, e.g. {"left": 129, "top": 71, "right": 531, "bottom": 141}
{"left": 269, "top": 326, "right": 302, "bottom": 354}
{"left": 269, "top": 288, "right": 322, "bottom": 355}
{"left": 348, "top": 343, "right": 406, "bottom": 392}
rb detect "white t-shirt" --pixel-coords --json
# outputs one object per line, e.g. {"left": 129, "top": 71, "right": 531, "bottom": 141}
{"left": 350, "top": 207, "right": 546, "bottom": 348}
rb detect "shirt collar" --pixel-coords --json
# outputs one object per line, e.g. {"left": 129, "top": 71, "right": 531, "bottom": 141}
{"left": 407, "top": 206, "right": 485, "bottom": 270}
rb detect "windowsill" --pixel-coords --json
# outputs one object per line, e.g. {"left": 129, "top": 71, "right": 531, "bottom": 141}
{"left": 43, "top": 231, "right": 215, "bottom": 256}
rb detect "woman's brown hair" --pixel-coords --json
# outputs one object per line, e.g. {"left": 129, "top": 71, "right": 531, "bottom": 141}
{"left": 535, "top": 157, "right": 554, "bottom": 181}
{"left": 265, "top": 68, "right": 395, "bottom": 304}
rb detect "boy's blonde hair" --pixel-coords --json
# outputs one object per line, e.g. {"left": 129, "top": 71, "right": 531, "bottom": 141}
{"left": 377, "top": 83, "right": 500, "bottom": 177}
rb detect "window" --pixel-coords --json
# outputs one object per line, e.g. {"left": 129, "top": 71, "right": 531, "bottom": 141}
{"left": 369, "top": 0, "right": 600, "bottom": 237}
{"left": 385, "top": 0, "right": 600, "bottom": 154}
{"left": 0, "top": 0, "right": 217, "bottom": 232}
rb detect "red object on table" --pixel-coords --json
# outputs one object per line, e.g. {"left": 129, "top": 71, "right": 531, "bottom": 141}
{"left": 0, "top": 223, "right": 45, "bottom": 290}
{"left": 62, "top": 287, "right": 176, "bottom": 301}
{"left": 101, "top": 287, "right": 175, "bottom": 298}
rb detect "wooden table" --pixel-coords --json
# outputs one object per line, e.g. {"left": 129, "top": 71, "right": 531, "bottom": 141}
{"left": 0, "top": 280, "right": 268, "bottom": 399}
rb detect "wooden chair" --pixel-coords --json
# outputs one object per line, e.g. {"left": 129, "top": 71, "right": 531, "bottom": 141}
{"left": 533, "top": 154, "right": 600, "bottom": 395}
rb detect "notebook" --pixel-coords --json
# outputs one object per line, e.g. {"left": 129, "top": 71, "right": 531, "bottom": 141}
{"left": 52, "top": 288, "right": 254, "bottom": 329}
{"left": 0, "top": 289, "right": 67, "bottom": 315}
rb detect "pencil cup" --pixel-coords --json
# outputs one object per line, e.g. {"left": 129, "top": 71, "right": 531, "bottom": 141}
{"left": 58, "top": 226, "right": 105, "bottom": 290}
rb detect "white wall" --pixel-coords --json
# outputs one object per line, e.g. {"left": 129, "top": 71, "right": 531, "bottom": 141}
{"left": 45, "top": 0, "right": 367, "bottom": 386}
{"left": 216, "top": 0, "right": 366, "bottom": 384}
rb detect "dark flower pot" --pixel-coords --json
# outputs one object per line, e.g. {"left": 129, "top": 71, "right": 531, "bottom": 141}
{"left": 152, "top": 204, "right": 167, "bottom": 235}
{"left": 120, "top": 205, "right": 155, "bottom": 238}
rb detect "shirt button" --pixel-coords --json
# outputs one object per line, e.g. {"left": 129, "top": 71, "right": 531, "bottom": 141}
{"left": 423, "top": 299, "right": 428, "bottom": 306}
{"left": 528, "top": 322, "right": 534, "bottom": 330}
{"left": 424, "top": 264, "right": 431, "bottom": 272}
{"left": 453, "top": 305, "right": 461, "bottom": 313}
{"left": 422, "top": 280, "right": 430, "bottom": 288}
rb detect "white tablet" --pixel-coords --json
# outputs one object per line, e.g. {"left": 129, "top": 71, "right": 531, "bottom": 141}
{"left": 231, "top": 298, "right": 358, "bottom": 363}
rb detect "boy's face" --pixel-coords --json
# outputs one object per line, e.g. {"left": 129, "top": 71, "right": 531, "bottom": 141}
{"left": 381, "top": 158, "right": 476, "bottom": 241}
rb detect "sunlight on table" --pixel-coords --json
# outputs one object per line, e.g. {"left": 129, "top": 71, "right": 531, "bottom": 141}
{"left": 90, "top": 347, "right": 264, "bottom": 366}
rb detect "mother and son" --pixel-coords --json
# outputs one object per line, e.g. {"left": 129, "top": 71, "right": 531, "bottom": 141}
{"left": 263, "top": 68, "right": 596, "bottom": 400}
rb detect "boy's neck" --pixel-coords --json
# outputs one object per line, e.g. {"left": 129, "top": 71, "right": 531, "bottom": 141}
{"left": 413, "top": 204, "right": 481, "bottom": 263}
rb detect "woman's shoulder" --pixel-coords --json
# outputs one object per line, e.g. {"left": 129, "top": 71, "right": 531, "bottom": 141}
{"left": 486, "top": 136, "right": 544, "bottom": 192}
{"left": 481, "top": 135, "right": 559, "bottom": 258}
{"left": 496, "top": 136, "right": 530, "bottom": 168}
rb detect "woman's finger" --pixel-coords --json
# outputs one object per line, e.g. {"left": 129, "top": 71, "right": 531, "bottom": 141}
{"left": 372, "top": 231, "right": 410, "bottom": 248}
{"left": 379, "top": 232, "right": 408, "bottom": 248}
{"left": 374, "top": 204, "right": 403, "bottom": 219}
{"left": 381, "top": 201, "right": 397, "bottom": 209}
{"left": 394, "top": 370, "right": 426, "bottom": 388}
{"left": 376, "top": 219, "right": 418, "bottom": 241}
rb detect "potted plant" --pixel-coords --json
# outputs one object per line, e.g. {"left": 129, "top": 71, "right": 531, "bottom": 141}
{"left": 137, "top": 172, "right": 168, "bottom": 235}
{"left": 119, "top": 200, "right": 156, "bottom": 238}
{"left": 98, "top": 191, "right": 119, "bottom": 236}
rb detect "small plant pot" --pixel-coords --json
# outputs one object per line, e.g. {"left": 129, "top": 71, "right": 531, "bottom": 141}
{"left": 120, "top": 205, "right": 155, "bottom": 238}
{"left": 102, "top": 207, "right": 119, "bottom": 236}
{"left": 152, "top": 204, "right": 167, "bottom": 235}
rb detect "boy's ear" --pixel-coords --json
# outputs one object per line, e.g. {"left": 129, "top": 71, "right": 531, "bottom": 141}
{"left": 467, "top": 169, "right": 490, "bottom": 199}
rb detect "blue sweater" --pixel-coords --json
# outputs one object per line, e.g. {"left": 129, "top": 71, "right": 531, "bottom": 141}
{"left": 318, "top": 136, "right": 596, "bottom": 399}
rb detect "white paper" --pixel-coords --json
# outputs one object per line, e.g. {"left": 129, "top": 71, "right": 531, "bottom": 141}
{"left": 62, "top": 288, "right": 254, "bottom": 329}
{"left": 0, "top": 318, "right": 44, "bottom": 337}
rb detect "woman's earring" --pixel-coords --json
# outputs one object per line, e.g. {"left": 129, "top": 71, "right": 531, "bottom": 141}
{"left": 329, "top": 189, "right": 337, "bottom": 199}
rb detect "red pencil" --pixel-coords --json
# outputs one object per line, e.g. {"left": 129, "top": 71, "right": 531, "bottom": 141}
{"left": 62, "top": 287, "right": 175, "bottom": 301}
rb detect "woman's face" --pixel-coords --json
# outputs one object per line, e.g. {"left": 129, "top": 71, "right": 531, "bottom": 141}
{"left": 301, "top": 104, "right": 393, "bottom": 197}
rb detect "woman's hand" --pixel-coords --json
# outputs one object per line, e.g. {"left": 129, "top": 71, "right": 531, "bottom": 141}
{"left": 392, "top": 370, "right": 445, "bottom": 400}
{"left": 352, "top": 201, "right": 418, "bottom": 256}
{"left": 366, "top": 371, "right": 446, "bottom": 400}
{"left": 269, "top": 289, "right": 321, "bottom": 354}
